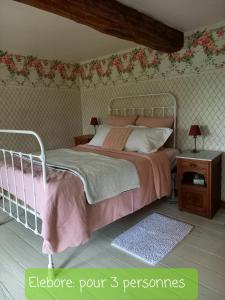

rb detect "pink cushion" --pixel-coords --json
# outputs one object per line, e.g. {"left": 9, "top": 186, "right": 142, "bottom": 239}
{"left": 136, "top": 116, "right": 174, "bottom": 128}
{"left": 104, "top": 115, "right": 137, "bottom": 126}
{"left": 102, "top": 127, "right": 133, "bottom": 151}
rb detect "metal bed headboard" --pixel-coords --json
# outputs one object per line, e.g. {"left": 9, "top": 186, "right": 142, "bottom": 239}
{"left": 108, "top": 92, "right": 177, "bottom": 148}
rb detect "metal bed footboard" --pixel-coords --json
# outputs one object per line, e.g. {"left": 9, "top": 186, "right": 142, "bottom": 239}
{"left": 0, "top": 129, "right": 54, "bottom": 269}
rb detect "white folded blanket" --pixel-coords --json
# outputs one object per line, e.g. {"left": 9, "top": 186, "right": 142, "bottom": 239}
{"left": 46, "top": 149, "right": 140, "bottom": 204}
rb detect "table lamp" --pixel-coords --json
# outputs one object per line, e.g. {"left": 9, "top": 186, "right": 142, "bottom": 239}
{"left": 90, "top": 117, "right": 98, "bottom": 134}
{"left": 189, "top": 125, "right": 201, "bottom": 153}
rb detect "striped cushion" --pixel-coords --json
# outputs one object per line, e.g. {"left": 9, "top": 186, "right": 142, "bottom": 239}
{"left": 103, "top": 127, "right": 133, "bottom": 151}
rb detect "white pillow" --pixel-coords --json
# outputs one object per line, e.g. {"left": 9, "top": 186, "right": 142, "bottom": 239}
{"left": 88, "top": 125, "right": 111, "bottom": 146}
{"left": 125, "top": 127, "right": 173, "bottom": 153}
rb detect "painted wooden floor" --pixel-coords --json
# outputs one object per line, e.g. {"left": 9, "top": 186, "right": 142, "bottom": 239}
{"left": 0, "top": 198, "right": 225, "bottom": 300}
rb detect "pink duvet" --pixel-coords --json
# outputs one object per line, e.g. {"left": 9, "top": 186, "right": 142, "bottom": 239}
{"left": 0, "top": 145, "right": 171, "bottom": 254}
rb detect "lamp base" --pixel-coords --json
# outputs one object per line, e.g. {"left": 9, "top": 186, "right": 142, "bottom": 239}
{"left": 192, "top": 136, "right": 200, "bottom": 153}
{"left": 192, "top": 149, "right": 200, "bottom": 153}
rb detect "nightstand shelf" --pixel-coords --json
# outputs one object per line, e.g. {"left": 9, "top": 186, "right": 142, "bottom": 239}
{"left": 176, "top": 150, "right": 222, "bottom": 219}
{"left": 181, "top": 171, "right": 207, "bottom": 187}
{"left": 180, "top": 183, "right": 206, "bottom": 191}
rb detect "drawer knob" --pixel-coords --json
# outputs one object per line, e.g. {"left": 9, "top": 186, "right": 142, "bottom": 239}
{"left": 190, "top": 163, "right": 197, "bottom": 168}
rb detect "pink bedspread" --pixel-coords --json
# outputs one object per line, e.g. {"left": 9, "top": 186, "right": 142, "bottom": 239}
{"left": 0, "top": 146, "right": 171, "bottom": 254}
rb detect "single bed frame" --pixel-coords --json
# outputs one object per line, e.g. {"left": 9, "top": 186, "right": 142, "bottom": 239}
{"left": 0, "top": 92, "right": 176, "bottom": 269}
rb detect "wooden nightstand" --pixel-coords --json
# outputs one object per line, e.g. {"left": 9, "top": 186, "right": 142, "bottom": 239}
{"left": 74, "top": 134, "right": 94, "bottom": 146}
{"left": 176, "top": 150, "right": 222, "bottom": 219}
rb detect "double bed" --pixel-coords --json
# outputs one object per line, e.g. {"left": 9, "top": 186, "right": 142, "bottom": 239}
{"left": 0, "top": 92, "right": 177, "bottom": 268}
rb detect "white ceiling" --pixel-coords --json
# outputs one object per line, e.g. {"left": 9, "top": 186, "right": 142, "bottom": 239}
{"left": 0, "top": 0, "right": 136, "bottom": 63}
{"left": 119, "top": 0, "right": 225, "bottom": 32}
{"left": 0, "top": 0, "right": 225, "bottom": 63}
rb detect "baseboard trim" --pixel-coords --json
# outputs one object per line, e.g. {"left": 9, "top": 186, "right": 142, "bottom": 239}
{"left": 221, "top": 201, "right": 225, "bottom": 209}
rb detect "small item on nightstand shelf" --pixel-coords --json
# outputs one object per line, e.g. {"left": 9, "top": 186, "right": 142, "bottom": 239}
{"left": 193, "top": 173, "right": 205, "bottom": 186}
{"left": 189, "top": 125, "right": 201, "bottom": 153}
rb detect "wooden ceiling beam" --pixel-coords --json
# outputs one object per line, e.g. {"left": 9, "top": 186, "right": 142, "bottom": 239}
{"left": 14, "top": 0, "right": 184, "bottom": 53}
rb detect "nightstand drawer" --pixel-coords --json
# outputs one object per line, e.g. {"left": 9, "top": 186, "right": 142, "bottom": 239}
{"left": 178, "top": 159, "right": 208, "bottom": 175}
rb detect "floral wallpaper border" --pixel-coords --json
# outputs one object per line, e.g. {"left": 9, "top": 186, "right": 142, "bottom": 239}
{"left": 79, "top": 24, "right": 225, "bottom": 88}
{"left": 1, "top": 23, "right": 225, "bottom": 89}
{"left": 0, "top": 50, "right": 80, "bottom": 88}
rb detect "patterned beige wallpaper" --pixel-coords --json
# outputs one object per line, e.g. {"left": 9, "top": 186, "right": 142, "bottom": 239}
{"left": 78, "top": 22, "right": 225, "bottom": 88}
{"left": 81, "top": 69, "right": 225, "bottom": 200}
{"left": 80, "top": 21, "right": 225, "bottom": 201}
{"left": 0, "top": 84, "right": 82, "bottom": 153}
{"left": 0, "top": 50, "right": 79, "bottom": 88}
{"left": 0, "top": 49, "right": 82, "bottom": 152}
{"left": 1, "top": 22, "right": 225, "bottom": 201}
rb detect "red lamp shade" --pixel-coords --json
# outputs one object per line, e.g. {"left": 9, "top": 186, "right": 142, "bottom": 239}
{"left": 189, "top": 125, "right": 201, "bottom": 136}
{"left": 90, "top": 117, "right": 98, "bottom": 126}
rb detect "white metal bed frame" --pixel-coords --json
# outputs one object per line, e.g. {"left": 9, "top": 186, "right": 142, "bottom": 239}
{"left": 0, "top": 92, "right": 176, "bottom": 269}
{"left": 109, "top": 92, "right": 177, "bottom": 148}
{"left": 0, "top": 130, "right": 54, "bottom": 269}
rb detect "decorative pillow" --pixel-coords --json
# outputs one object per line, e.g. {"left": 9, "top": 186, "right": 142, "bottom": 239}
{"left": 136, "top": 116, "right": 174, "bottom": 128}
{"left": 104, "top": 115, "right": 137, "bottom": 126}
{"left": 103, "top": 127, "right": 133, "bottom": 151}
{"left": 88, "top": 125, "right": 111, "bottom": 146}
{"left": 125, "top": 127, "right": 173, "bottom": 153}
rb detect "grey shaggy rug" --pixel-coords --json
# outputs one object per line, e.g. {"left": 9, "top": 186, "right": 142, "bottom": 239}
{"left": 111, "top": 213, "right": 193, "bottom": 265}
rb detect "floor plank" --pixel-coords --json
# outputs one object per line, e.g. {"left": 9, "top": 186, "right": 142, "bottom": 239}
{"left": 198, "top": 285, "right": 225, "bottom": 300}
{"left": 172, "top": 242, "right": 225, "bottom": 276}
{"left": 0, "top": 281, "right": 15, "bottom": 300}
{"left": 162, "top": 252, "right": 225, "bottom": 298}
{"left": 0, "top": 199, "right": 225, "bottom": 300}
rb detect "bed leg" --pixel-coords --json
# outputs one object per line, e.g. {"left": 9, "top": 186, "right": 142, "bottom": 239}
{"left": 169, "top": 172, "right": 177, "bottom": 204}
{"left": 48, "top": 254, "right": 54, "bottom": 269}
{"left": 48, "top": 254, "right": 55, "bottom": 279}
